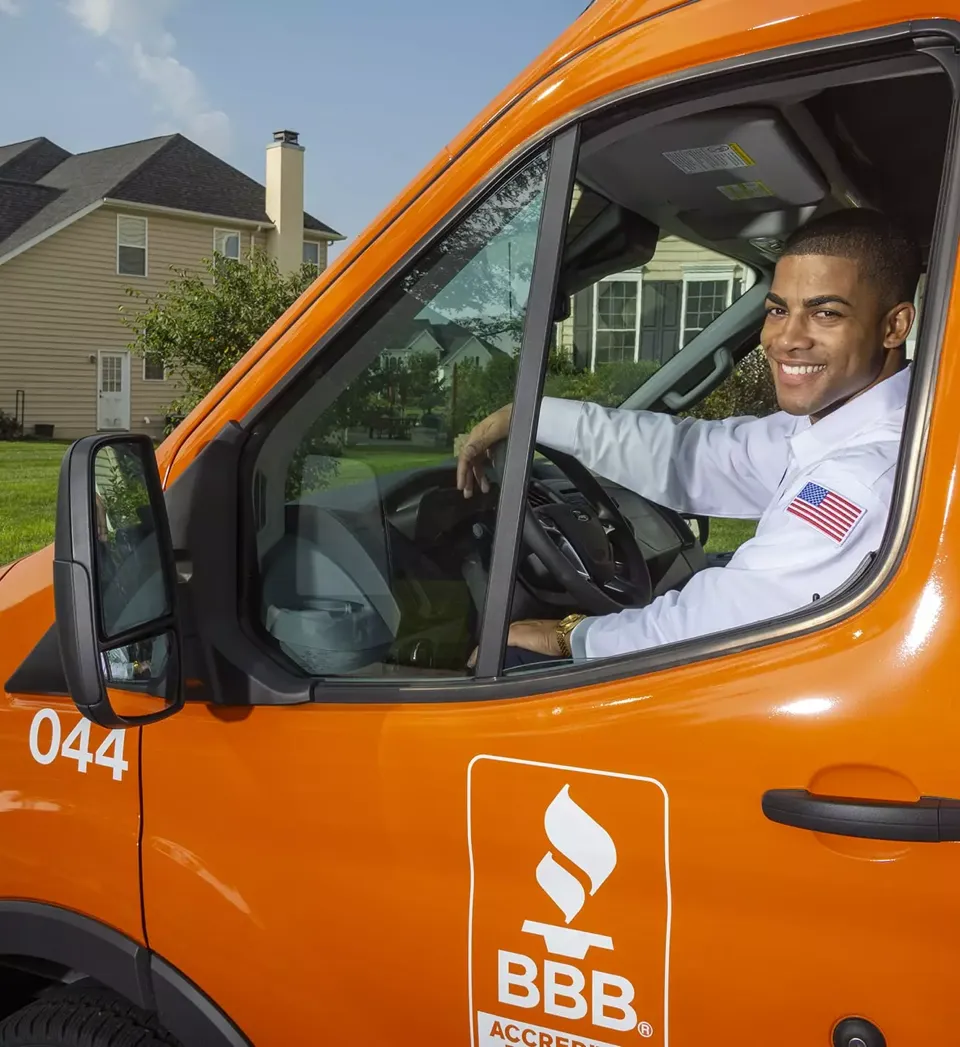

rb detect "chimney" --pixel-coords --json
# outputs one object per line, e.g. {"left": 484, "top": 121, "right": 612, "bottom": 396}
{"left": 265, "top": 129, "right": 305, "bottom": 276}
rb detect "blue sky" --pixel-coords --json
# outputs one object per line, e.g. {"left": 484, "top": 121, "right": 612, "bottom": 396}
{"left": 0, "top": 0, "right": 588, "bottom": 256}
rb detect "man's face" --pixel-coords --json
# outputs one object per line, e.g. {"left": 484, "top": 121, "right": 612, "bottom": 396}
{"left": 760, "top": 253, "right": 914, "bottom": 419}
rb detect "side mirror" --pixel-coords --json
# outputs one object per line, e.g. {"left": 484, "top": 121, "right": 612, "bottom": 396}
{"left": 53, "top": 434, "right": 183, "bottom": 728}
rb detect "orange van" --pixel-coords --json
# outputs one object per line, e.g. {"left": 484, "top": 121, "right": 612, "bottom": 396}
{"left": 2, "top": 1, "right": 960, "bottom": 1044}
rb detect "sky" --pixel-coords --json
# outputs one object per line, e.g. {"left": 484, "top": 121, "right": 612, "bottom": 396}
{"left": 0, "top": 0, "right": 589, "bottom": 257}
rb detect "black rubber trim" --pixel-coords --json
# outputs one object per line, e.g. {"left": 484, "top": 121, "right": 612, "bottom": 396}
{"left": 150, "top": 956, "right": 250, "bottom": 1047}
{"left": 4, "top": 623, "right": 69, "bottom": 697}
{"left": 0, "top": 902, "right": 251, "bottom": 1047}
{"left": 0, "top": 902, "right": 152, "bottom": 1010}
{"left": 762, "top": 789, "right": 960, "bottom": 842}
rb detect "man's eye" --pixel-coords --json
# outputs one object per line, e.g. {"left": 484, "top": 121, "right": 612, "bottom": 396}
{"left": 815, "top": 309, "right": 841, "bottom": 319}
{"left": 764, "top": 307, "right": 786, "bottom": 317}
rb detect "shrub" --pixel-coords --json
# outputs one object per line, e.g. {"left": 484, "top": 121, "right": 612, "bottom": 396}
{"left": 686, "top": 346, "right": 778, "bottom": 420}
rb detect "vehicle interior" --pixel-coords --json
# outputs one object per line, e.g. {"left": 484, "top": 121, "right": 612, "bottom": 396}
{"left": 246, "top": 44, "right": 952, "bottom": 680}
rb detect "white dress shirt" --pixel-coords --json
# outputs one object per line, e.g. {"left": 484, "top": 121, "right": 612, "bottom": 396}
{"left": 536, "top": 367, "right": 910, "bottom": 660}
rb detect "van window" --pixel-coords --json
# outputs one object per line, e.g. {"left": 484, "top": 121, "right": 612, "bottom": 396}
{"left": 245, "top": 152, "right": 550, "bottom": 679}
{"left": 499, "top": 52, "right": 951, "bottom": 675}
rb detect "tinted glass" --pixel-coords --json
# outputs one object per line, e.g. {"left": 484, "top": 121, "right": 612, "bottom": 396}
{"left": 249, "top": 152, "right": 550, "bottom": 678}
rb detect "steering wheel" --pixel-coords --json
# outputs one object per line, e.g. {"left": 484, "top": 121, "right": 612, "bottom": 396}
{"left": 489, "top": 441, "right": 653, "bottom": 615}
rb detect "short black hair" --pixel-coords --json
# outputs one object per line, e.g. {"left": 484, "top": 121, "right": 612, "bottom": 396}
{"left": 781, "top": 209, "right": 921, "bottom": 308}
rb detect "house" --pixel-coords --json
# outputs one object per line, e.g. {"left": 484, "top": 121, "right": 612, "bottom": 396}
{"left": 0, "top": 129, "right": 342, "bottom": 440}
{"left": 382, "top": 319, "right": 509, "bottom": 383}
{"left": 556, "top": 234, "right": 759, "bottom": 371}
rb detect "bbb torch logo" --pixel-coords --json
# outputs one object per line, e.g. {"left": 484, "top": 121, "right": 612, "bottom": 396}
{"left": 468, "top": 757, "right": 670, "bottom": 1047}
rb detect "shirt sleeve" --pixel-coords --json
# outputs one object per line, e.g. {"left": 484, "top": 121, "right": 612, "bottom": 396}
{"left": 568, "top": 469, "right": 889, "bottom": 661}
{"left": 537, "top": 397, "right": 793, "bottom": 518}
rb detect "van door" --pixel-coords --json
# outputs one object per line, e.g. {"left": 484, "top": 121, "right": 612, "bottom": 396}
{"left": 140, "top": 15, "right": 960, "bottom": 1047}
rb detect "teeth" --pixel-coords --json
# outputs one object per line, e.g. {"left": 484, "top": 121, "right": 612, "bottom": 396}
{"left": 781, "top": 363, "right": 826, "bottom": 375}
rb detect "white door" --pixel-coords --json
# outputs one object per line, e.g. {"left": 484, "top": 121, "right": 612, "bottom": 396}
{"left": 97, "top": 351, "right": 131, "bottom": 431}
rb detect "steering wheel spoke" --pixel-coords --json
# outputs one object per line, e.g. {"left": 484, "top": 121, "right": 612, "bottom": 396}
{"left": 489, "top": 441, "right": 653, "bottom": 615}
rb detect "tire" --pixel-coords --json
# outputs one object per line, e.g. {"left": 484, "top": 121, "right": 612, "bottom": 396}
{"left": 0, "top": 984, "right": 182, "bottom": 1047}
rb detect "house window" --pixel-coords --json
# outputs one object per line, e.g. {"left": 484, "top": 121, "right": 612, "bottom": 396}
{"left": 681, "top": 274, "right": 734, "bottom": 346}
{"left": 214, "top": 228, "right": 242, "bottom": 260}
{"left": 117, "top": 215, "right": 147, "bottom": 277}
{"left": 592, "top": 276, "right": 641, "bottom": 366}
{"left": 303, "top": 241, "right": 321, "bottom": 268}
{"left": 143, "top": 353, "right": 166, "bottom": 381}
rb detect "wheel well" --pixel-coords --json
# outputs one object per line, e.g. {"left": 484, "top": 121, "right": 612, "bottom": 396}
{"left": 0, "top": 957, "right": 74, "bottom": 1022}
{"left": 0, "top": 904, "right": 250, "bottom": 1046}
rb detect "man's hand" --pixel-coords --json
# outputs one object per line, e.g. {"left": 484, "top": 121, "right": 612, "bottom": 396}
{"left": 456, "top": 403, "right": 513, "bottom": 499}
{"left": 467, "top": 619, "right": 563, "bottom": 668}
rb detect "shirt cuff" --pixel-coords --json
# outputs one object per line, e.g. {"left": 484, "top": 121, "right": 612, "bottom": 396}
{"left": 568, "top": 617, "right": 596, "bottom": 661}
{"left": 538, "top": 397, "right": 585, "bottom": 456}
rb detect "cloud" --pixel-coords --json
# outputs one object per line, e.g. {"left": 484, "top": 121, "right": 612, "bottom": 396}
{"left": 0, "top": 0, "right": 21, "bottom": 15}
{"left": 64, "top": 0, "right": 232, "bottom": 155}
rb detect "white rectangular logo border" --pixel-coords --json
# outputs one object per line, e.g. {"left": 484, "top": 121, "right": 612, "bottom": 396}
{"left": 466, "top": 754, "right": 672, "bottom": 1047}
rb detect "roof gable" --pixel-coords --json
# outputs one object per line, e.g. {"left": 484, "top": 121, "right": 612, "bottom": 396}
{"left": 0, "top": 137, "right": 72, "bottom": 183}
{"left": 111, "top": 134, "right": 338, "bottom": 235}
{"left": 0, "top": 181, "right": 62, "bottom": 244}
{"left": 0, "top": 131, "right": 340, "bottom": 264}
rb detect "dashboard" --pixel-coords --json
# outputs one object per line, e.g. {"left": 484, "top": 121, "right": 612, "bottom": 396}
{"left": 258, "top": 458, "right": 707, "bottom": 674}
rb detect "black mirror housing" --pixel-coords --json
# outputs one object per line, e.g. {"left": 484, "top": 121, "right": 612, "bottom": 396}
{"left": 53, "top": 434, "right": 184, "bottom": 728}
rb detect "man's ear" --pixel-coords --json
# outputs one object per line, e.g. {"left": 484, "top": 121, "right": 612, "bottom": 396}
{"left": 884, "top": 301, "right": 916, "bottom": 349}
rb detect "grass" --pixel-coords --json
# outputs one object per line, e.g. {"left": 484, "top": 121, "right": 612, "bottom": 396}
{"left": 0, "top": 440, "right": 758, "bottom": 564}
{"left": 705, "top": 517, "right": 757, "bottom": 554}
{"left": 0, "top": 441, "right": 68, "bottom": 565}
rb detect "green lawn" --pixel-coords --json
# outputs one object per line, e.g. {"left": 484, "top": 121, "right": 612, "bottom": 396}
{"left": 0, "top": 441, "right": 68, "bottom": 565}
{"left": 705, "top": 517, "right": 757, "bottom": 554}
{"left": 0, "top": 440, "right": 758, "bottom": 564}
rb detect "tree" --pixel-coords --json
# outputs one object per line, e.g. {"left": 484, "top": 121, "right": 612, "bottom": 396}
{"left": 121, "top": 247, "right": 319, "bottom": 429}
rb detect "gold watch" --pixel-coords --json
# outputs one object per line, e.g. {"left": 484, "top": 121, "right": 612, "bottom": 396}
{"left": 556, "top": 613, "right": 587, "bottom": 658}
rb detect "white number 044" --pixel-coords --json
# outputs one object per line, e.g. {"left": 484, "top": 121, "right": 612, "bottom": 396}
{"left": 28, "top": 709, "right": 128, "bottom": 782}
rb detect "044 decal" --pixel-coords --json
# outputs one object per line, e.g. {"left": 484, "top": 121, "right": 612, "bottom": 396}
{"left": 28, "top": 708, "right": 129, "bottom": 781}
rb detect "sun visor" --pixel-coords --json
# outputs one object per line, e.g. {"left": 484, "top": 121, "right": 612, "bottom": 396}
{"left": 679, "top": 205, "right": 821, "bottom": 242}
{"left": 583, "top": 107, "right": 827, "bottom": 223}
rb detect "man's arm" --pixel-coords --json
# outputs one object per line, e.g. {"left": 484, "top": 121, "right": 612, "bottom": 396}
{"left": 568, "top": 468, "right": 888, "bottom": 659}
{"left": 537, "top": 397, "right": 794, "bottom": 518}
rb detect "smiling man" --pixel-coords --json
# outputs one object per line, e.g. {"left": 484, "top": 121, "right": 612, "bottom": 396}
{"left": 458, "top": 209, "right": 921, "bottom": 664}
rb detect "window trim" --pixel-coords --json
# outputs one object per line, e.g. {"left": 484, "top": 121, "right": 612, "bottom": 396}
{"left": 162, "top": 20, "right": 960, "bottom": 706}
{"left": 142, "top": 353, "right": 167, "bottom": 382}
{"left": 302, "top": 240, "right": 322, "bottom": 268}
{"left": 591, "top": 271, "right": 644, "bottom": 369}
{"left": 679, "top": 266, "right": 735, "bottom": 349}
{"left": 213, "top": 228, "right": 242, "bottom": 261}
{"left": 116, "top": 214, "right": 148, "bottom": 278}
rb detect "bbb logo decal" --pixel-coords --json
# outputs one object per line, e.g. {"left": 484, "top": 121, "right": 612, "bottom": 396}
{"left": 467, "top": 756, "right": 671, "bottom": 1047}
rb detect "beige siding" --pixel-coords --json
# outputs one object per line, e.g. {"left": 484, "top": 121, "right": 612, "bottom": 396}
{"left": 644, "top": 235, "right": 742, "bottom": 280}
{"left": 0, "top": 209, "right": 274, "bottom": 440}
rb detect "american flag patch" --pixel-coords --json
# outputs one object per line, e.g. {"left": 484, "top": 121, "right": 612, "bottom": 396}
{"left": 786, "top": 482, "right": 865, "bottom": 544}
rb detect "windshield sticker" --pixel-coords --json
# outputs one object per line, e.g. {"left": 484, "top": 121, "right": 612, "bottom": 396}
{"left": 468, "top": 756, "right": 670, "bottom": 1047}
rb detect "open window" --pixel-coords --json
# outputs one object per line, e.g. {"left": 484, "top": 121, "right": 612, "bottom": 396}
{"left": 220, "top": 28, "right": 956, "bottom": 697}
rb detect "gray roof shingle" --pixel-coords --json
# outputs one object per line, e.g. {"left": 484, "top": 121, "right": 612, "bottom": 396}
{"left": 0, "top": 137, "right": 72, "bottom": 183}
{"left": 0, "top": 132, "right": 340, "bottom": 260}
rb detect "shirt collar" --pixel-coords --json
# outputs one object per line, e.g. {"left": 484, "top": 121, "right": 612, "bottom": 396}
{"left": 788, "top": 365, "right": 911, "bottom": 470}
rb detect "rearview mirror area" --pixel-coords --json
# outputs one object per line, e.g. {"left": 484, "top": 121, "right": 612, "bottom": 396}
{"left": 53, "top": 434, "right": 184, "bottom": 728}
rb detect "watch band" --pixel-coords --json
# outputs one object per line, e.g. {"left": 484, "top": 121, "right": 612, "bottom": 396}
{"left": 556, "top": 614, "right": 586, "bottom": 658}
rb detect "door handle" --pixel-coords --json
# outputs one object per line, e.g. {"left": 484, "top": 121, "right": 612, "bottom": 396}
{"left": 762, "top": 789, "right": 960, "bottom": 842}
{"left": 661, "top": 347, "right": 733, "bottom": 411}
